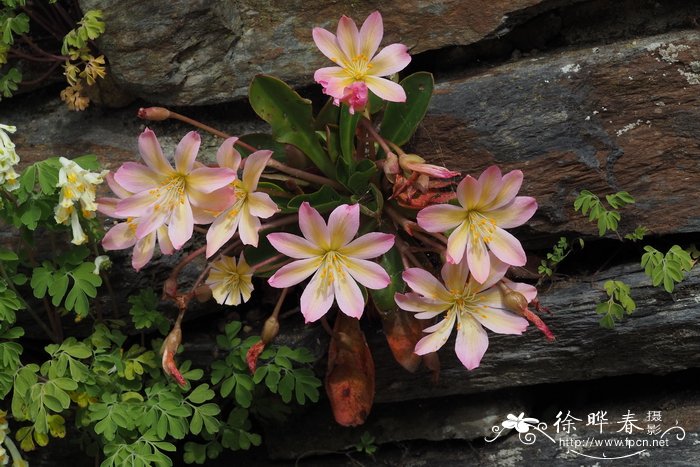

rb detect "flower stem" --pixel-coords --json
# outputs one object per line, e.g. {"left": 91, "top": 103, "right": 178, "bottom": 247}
{"left": 140, "top": 107, "right": 345, "bottom": 191}
{"left": 360, "top": 117, "right": 393, "bottom": 156}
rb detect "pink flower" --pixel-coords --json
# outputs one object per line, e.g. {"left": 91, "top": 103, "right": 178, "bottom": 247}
{"left": 394, "top": 254, "right": 531, "bottom": 370}
{"left": 113, "top": 129, "right": 236, "bottom": 250}
{"left": 98, "top": 173, "right": 174, "bottom": 271}
{"left": 313, "top": 11, "right": 411, "bottom": 107}
{"left": 398, "top": 153, "right": 460, "bottom": 179}
{"left": 267, "top": 203, "right": 394, "bottom": 322}
{"left": 417, "top": 165, "right": 537, "bottom": 283}
{"left": 206, "top": 137, "right": 280, "bottom": 257}
{"left": 338, "top": 82, "right": 369, "bottom": 114}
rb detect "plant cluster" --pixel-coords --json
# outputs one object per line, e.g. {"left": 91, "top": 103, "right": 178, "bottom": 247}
{"left": 0, "top": 1, "right": 105, "bottom": 110}
{"left": 563, "top": 190, "right": 697, "bottom": 328}
{"left": 0, "top": 10, "right": 555, "bottom": 464}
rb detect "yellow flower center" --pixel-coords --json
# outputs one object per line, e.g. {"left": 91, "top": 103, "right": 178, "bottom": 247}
{"left": 345, "top": 53, "right": 372, "bottom": 80}
{"left": 318, "top": 250, "right": 347, "bottom": 283}
{"left": 450, "top": 287, "right": 487, "bottom": 326}
{"left": 466, "top": 211, "right": 496, "bottom": 244}
{"left": 149, "top": 173, "right": 188, "bottom": 212}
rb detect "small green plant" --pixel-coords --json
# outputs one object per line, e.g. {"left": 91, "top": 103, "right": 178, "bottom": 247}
{"left": 574, "top": 190, "right": 695, "bottom": 328}
{"left": 624, "top": 225, "right": 648, "bottom": 242}
{"left": 596, "top": 280, "right": 636, "bottom": 329}
{"left": 574, "top": 190, "right": 634, "bottom": 236}
{"left": 354, "top": 431, "right": 378, "bottom": 456}
{"left": 641, "top": 245, "right": 695, "bottom": 293}
{"left": 538, "top": 236, "right": 584, "bottom": 278}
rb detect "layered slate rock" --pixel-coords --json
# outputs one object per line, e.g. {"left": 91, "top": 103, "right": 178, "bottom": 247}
{"left": 77, "top": 0, "right": 547, "bottom": 105}
{"left": 415, "top": 31, "right": 700, "bottom": 239}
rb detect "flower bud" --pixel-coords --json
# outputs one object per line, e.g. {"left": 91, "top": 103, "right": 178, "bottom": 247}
{"left": 137, "top": 107, "right": 170, "bottom": 121}
{"left": 503, "top": 289, "right": 529, "bottom": 314}
{"left": 194, "top": 284, "right": 212, "bottom": 303}
{"left": 383, "top": 152, "right": 400, "bottom": 181}
{"left": 398, "top": 153, "right": 426, "bottom": 171}
{"left": 261, "top": 315, "right": 280, "bottom": 345}
{"left": 163, "top": 278, "right": 178, "bottom": 298}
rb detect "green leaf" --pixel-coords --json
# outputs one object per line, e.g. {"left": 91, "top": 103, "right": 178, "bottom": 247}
{"left": 339, "top": 104, "right": 361, "bottom": 165}
{"left": 188, "top": 384, "right": 215, "bottom": 404}
{"left": 249, "top": 75, "right": 335, "bottom": 178}
{"left": 129, "top": 288, "right": 169, "bottom": 335}
{"left": 346, "top": 159, "right": 378, "bottom": 195}
{"left": 287, "top": 184, "right": 350, "bottom": 214}
{"left": 368, "top": 245, "right": 405, "bottom": 313}
{"left": 0, "top": 67, "right": 21, "bottom": 98}
{"left": 0, "top": 248, "right": 18, "bottom": 261}
{"left": 379, "top": 72, "right": 434, "bottom": 147}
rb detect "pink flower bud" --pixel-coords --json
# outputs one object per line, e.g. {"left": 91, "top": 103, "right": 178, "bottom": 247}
{"left": 137, "top": 107, "right": 171, "bottom": 121}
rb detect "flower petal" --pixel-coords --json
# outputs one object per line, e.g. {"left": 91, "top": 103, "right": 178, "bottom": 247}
{"left": 490, "top": 197, "right": 537, "bottom": 228}
{"left": 359, "top": 11, "right": 383, "bottom": 59}
{"left": 267, "top": 232, "right": 323, "bottom": 259}
{"left": 114, "top": 162, "right": 159, "bottom": 193}
{"left": 476, "top": 165, "right": 503, "bottom": 207}
{"left": 238, "top": 209, "right": 262, "bottom": 247}
{"left": 242, "top": 150, "right": 272, "bottom": 191}
{"left": 456, "top": 175, "right": 481, "bottom": 210}
{"left": 470, "top": 253, "right": 509, "bottom": 292}
{"left": 138, "top": 128, "right": 173, "bottom": 175}
{"left": 247, "top": 192, "right": 279, "bottom": 219}
{"left": 105, "top": 172, "right": 132, "bottom": 199}
{"left": 344, "top": 258, "right": 390, "bottom": 289}
{"left": 369, "top": 43, "right": 411, "bottom": 76}
{"left": 395, "top": 292, "right": 449, "bottom": 314}
{"left": 417, "top": 204, "right": 465, "bottom": 232}
{"left": 441, "top": 258, "right": 470, "bottom": 292}
{"left": 97, "top": 198, "right": 119, "bottom": 217}
{"left": 312, "top": 27, "right": 347, "bottom": 64}
{"left": 168, "top": 199, "right": 194, "bottom": 249}
{"left": 298, "top": 202, "right": 329, "bottom": 249}
{"left": 187, "top": 167, "right": 236, "bottom": 194}
{"left": 446, "top": 221, "right": 469, "bottom": 264}
{"left": 483, "top": 169, "right": 523, "bottom": 210}
{"left": 156, "top": 226, "right": 174, "bottom": 254}
{"left": 102, "top": 222, "right": 137, "bottom": 250}
{"left": 327, "top": 204, "right": 359, "bottom": 249}
{"left": 336, "top": 15, "right": 359, "bottom": 61}
{"left": 402, "top": 268, "right": 451, "bottom": 302}
{"left": 333, "top": 268, "right": 365, "bottom": 319}
{"left": 115, "top": 190, "right": 157, "bottom": 218}
{"left": 205, "top": 209, "right": 240, "bottom": 258}
{"left": 465, "top": 234, "right": 490, "bottom": 283}
{"left": 189, "top": 186, "right": 235, "bottom": 211}
{"left": 455, "top": 315, "right": 489, "bottom": 370}
{"left": 268, "top": 257, "right": 321, "bottom": 288}
{"left": 174, "top": 131, "right": 201, "bottom": 174}
{"left": 133, "top": 209, "right": 167, "bottom": 241}
{"left": 364, "top": 75, "right": 406, "bottom": 102}
{"left": 488, "top": 227, "right": 526, "bottom": 266}
{"left": 216, "top": 137, "right": 241, "bottom": 171}
{"left": 314, "top": 66, "right": 348, "bottom": 85}
{"left": 471, "top": 303, "right": 528, "bottom": 335}
{"left": 338, "top": 232, "right": 394, "bottom": 259}
{"left": 300, "top": 268, "right": 335, "bottom": 322}
{"left": 132, "top": 233, "right": 156, "bottom": 271}
{"left": 415, "top": 312, "right": 456, "bottom": 355}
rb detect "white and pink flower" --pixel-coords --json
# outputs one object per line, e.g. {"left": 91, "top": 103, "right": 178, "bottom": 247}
{"left": 113, "top": 129, "right": 236, "bottom": 250}
{"left": 417, "top": 165, "right": 537, "bottom": 283}
{"left": 98, "top": 173, "right": 174, "bottom": 271}
{"left": 313, "top": 11, "right": 411, "bottom": 112}
{"left": 206, "top": 137, "right": 279, "bottom": 257}
{"left": 267, "top": 202, "right": 394, "bottom": 322}
{"left": 394, "top": 254, "right": 532, "bottom": 370}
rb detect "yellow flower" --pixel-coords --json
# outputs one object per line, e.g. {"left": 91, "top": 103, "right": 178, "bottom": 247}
{"left": 205, "top": 254, "right": 253, "bottom": 306}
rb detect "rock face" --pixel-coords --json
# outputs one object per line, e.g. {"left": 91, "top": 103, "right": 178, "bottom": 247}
{"left": 78, "top": 0, "right": 546, "bottom": 105}
{"left": 416, "top": 31, "right": 700, "bottom": 240}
